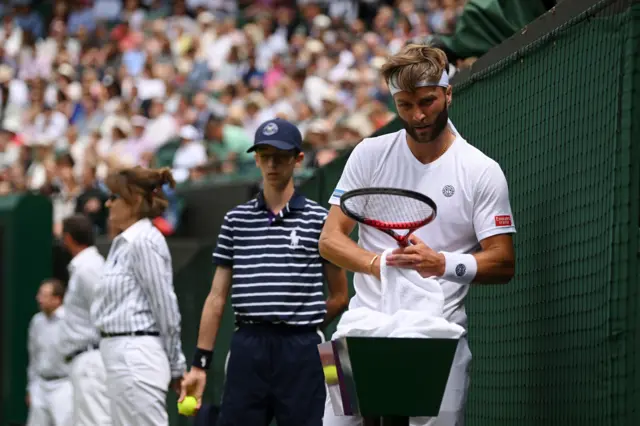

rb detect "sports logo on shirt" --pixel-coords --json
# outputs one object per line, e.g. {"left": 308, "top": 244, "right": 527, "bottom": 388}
{"left": 495, "top": 215, "right": 513, "bottom": 227}
{"left": 262, "top": 122, "right": 279, "bottom": 136}
{"left": 289, "top": 229, "right": 300, "bottom": 248}
{"left": 442, "top": 185, "right": 455, "bottom": 197}
{"left": 332, "top": 188, "right": 345, "bottom": 199}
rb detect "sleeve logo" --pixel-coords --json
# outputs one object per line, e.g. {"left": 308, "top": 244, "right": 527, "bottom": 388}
{"left": 332, "top": 189, "right": 345, "bottom": 198}
{"left": 495, "top": 215, "right": 512, "bottom": 227}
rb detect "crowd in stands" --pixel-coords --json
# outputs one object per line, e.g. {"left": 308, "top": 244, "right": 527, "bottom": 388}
{"left": 0, "top": 0, "right": 467, "bottom": 236}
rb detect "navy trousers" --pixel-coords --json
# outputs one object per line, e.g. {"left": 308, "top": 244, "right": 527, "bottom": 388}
{"left": 193, "top": 404, "right": 219, "bottom": 426}
{"left": 216, "top": 324, "right": 326, "bottom": 426}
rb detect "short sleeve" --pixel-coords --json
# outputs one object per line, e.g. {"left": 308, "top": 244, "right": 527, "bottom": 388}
{"left": 213, "top": 214, "right": 234, "bottom": 267}
{"left": 328, "top": 141, "right": 373, "bottom": 205}
{"left": 473, "top": 161, "right": 517, "bottom": 241}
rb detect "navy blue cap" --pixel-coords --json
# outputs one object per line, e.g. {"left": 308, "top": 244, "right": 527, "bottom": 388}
{"left": 247, "top": 118, "right": 303, "bottom": 153}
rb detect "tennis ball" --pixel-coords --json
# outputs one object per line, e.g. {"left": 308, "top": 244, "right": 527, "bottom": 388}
{"left": 323, "top": 365, "right": 339, "bottom": 385}
{"left": 177, "top": 396, "right": 197, "bottom": 416}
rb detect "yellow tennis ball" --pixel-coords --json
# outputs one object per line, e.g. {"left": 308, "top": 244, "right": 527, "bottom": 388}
{"left": 323, "top": 365, "right": 339, "bottom": 385}
{"left": 178, "top": 396, "right": 197, "bottom": 416}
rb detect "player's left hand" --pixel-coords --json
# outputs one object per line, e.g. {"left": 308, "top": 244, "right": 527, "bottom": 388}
{"left": 385, "top": 235, "right": 446, "bottom": 278}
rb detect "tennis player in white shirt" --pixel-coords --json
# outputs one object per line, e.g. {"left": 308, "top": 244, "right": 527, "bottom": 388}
{"left": 319, "top": 44, "right": 517, "bottom": 426}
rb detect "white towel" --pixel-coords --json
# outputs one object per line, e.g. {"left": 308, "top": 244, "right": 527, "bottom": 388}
{"left": 334, "top": 249, "right": 465, "bottom": 340}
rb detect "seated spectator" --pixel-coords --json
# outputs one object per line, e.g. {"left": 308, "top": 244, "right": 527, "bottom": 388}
{"left": 50, "top": 153, "right": 81, "bottom": 236}
{"left": 74, "top": 165, "right": 109, "bottom": 235}
{"left": 112, "top": 115, "right": 154, "bottom": 168}
{"left": 0, "top": 0, "right": 473, "bottom": 237}
{"left": 172, "top": 124, "right": 207, "bottom": 183}
{"left": 204, "top": 114, "right": 254, "bottom": 174}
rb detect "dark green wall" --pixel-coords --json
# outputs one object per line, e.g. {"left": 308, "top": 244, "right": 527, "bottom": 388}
{"left": 0, "top": 195, "right": 52, "bottom": 426}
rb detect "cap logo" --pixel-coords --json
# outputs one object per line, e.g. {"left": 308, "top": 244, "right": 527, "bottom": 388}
{"left": 262, "top": 122, "right": 278, "bottom": 136}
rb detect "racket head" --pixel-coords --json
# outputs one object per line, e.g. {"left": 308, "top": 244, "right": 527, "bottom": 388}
{"left": 339, "top": 187, "right": 437, "bottom": 231}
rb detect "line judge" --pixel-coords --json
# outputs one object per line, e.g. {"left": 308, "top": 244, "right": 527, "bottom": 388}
{"left": 91, "top": 166, "right": 186, "bottom": 426}
{"left": 26, "top": 279, "right": 73, "bottom": 426}
{"left": 59, "top": 214, "right": 110, "bottom": 425}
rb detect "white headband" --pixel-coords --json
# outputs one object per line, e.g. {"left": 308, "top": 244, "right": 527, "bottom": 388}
{"left": 388, "top": 71, "right": 449, "bottom": 95}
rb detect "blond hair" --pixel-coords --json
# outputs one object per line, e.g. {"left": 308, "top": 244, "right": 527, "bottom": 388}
{"left": 380, "top": 44, "right": 448, "bottom": 93}
{"left": 105, "top": 166, "right": 176, "bottom": 219}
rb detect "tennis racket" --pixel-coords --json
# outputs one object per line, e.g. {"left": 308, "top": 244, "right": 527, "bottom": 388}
{"left": 339, "top": 187, "right": 437, "bottom": 247}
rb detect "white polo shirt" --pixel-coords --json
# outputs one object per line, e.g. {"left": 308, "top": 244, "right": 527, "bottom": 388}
{"left": 328, "top": 128, "right": 516, "bottom": 330}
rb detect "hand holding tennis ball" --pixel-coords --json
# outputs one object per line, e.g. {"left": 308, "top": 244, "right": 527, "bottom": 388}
{"left": 178, "top": 368, "right": 208, "bottom": 416}
{"left": 178, "top": 396, "right": 198, "bottom": 416}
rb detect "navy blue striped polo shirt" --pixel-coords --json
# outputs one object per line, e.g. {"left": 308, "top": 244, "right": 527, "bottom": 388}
{"left": 212, "top": 192, "right": 329, "bottom": 326}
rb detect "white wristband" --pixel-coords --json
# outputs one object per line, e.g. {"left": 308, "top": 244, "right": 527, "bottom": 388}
{"left": 440, "top": 252, "right": 477, "bottom": 284}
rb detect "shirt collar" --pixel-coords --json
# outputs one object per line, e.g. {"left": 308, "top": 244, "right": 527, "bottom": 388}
{"left": 120, "top": 218, "right": 152, "bottom": 243}
{"left": 255, "top": 191, "right": 306, "bottom": 211}
{"left": 49, "top": 306, "right": 64, "bottom": 320}
{"left": 68, "top": 246, "right": 100, "bottom": 274}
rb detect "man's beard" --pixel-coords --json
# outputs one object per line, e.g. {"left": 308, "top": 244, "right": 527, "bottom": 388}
{"left": 400, "top": 105, "right": 449, "bottom": 144}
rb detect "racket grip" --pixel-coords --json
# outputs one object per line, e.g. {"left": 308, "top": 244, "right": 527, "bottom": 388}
{"left": 398, "top": 235, "right": 415, "bottom": 247}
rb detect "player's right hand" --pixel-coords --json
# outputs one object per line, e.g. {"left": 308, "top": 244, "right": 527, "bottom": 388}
{"left": 179, "top": 367, "right": 207, "bottom": 409}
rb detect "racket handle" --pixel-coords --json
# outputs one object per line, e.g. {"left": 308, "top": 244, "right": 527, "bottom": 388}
{"left": 398, "top": 237, "right": 414, "bottom": 247}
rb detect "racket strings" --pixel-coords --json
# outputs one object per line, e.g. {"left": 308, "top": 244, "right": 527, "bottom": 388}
{"left": 343, "top": 193, "right": 434, "bottom": 229}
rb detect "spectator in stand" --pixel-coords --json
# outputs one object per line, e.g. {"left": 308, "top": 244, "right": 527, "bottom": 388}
{"left": 0, "top": 0, "right": 471, "bottom": 237}
{"left": 75, "top": 165, "right": 109, "bottom": 235}
{"left": 172, "top": 124, "right": 207, "bottom": 183}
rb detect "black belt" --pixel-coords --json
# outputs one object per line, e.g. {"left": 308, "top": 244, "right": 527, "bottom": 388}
{"left": 40, "top": 375, "right": 66, "bottom": 382}
{"left": 64, "top": 343, "right": 100, "bottom": 363}
{"left": 100, "top": 331, "right": 160, "bottom": 338}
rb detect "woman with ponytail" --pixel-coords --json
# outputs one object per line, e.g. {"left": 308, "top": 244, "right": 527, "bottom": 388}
{"left": 92, "top": 166, "right": 186, "bottom": 426}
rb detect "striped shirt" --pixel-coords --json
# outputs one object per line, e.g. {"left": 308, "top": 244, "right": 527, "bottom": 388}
{"left": 59, "top": 246, "right": 104, "bottom": 357}
{"left": 213, "top": 192, "right": 328, "bottom": 326}
{"left": 27, "top": 308, "right": 69, "bottom": 390}
{"left": 92, "top": 218, "right": 186, "bottom": 377}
